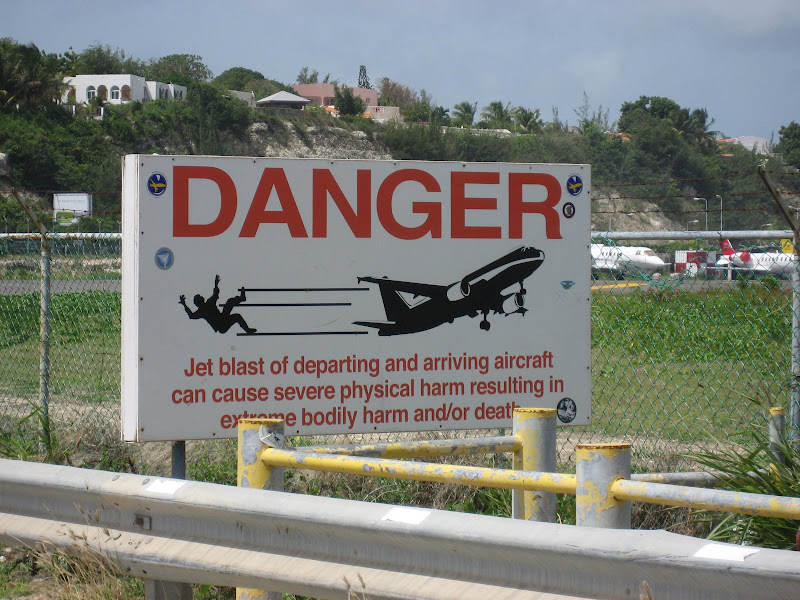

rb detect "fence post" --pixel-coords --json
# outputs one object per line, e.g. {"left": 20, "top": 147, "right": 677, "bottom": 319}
{"left": 576, "top": 443, "right": 631, "bottom": 528}
{"left": 512, "top": 408, "right": 556, "bottom": 522}
{"left": 38, "top": 233, "right": 51, "bottom": 452}
{"left": 11, "top": 189, "right": 51, "bottom": 452}
{"left": 237, "top": 418, "right": 285, "bottom": 600}
{"left": 769, "top": 407, "right": 787, "bottom": 465}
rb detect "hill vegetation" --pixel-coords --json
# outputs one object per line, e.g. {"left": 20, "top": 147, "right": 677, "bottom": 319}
{"left": 1, "top": 38, "right": 800, "bottom": 234}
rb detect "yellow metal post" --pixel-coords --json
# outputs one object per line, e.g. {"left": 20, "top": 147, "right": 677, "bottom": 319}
{"left": 512, "top": 408, "right": 557, "bottom": 521}
{"left": 237, "top": 418, "right": 285, "bottom": 600}
{"left": 769, "top": 407, "right": 787, "bottom": 465}
{"left": 576, "top": 443, "right": 631, "bottom": 528}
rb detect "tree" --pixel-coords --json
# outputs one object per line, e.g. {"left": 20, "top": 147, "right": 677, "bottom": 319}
{"left": 674, "top": 107, "right": 718, "bottom": 150}
{"left": 74, "top": 43, "right": 146, "bottom": 76}
{"left": 619, "top": 95, "right": 683, "bottom": 128}
{"left": 212, "top": 67, "right": 265, "bottom": 91}
{"left": 776, "top": 121, "right": 800, "bottom": 168}
{"left": 334, "top": 85, "right": 366, "bottom": 117}
{"left": 296, "top": 66, "right": 318, "bottom": 84}
{"left": 574, "top": 92, "right": 614, "bottom": 133}
{"left": 430, "top": 106, "right": 450, "bottom": 126}
{"left": 376, "top": 77, "right": 418, "bottom": 111}
{"left": 357, "top": 65, "right": 371, "bottom": 89}
{"left": 514, "top": 106, "right": 543, "bottom": 134}
{"left": 479, "top": 101, "right": 514, "bottom": 130}
{"left": 452, "top": 101, "right": 477, "bottom": 127}
{"left": 0, "top": 38, "right": 65, "bottom": 110}
{"left": 146, "top": 54, "right": 212, "bottom": 86}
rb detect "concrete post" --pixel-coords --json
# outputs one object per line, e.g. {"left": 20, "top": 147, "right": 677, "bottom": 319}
{"left": 576, "top": 443, "right": 631, "bottom": 528}
{"left": 512, "top": 408, "right": 557, "bottom": 522}
{"left": 237, "top": 418, "right": 285, "bottom": 600}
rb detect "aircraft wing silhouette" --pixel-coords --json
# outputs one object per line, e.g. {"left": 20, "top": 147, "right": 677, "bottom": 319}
{"left": 355, "top": 247, "right": 544, "bottom": 336}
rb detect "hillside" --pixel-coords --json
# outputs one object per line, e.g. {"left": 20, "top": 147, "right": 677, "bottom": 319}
{"left": 1, "top": 83, "right": 798, "bottom": 237}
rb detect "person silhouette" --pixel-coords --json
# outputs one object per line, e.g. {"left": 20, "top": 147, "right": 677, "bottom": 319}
{"left": 179, "top": 275, "right": 256, "bottom": 334}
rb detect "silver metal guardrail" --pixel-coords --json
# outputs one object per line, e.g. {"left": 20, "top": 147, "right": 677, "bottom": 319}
{"left": 0, "top": 459, "right": 798, "bottom": 600}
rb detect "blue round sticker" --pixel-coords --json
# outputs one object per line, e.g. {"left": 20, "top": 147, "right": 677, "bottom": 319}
{"left": 155, "top": 247, "right": 174, "bottom": 270}
{"left": 566, "top": 175, "right": 583, "bottom": 196}
{"left": 147, "top": 172, "right": 167, "bottom": 197}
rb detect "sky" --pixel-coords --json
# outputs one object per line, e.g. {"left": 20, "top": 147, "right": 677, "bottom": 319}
{"left": 4, "top": 0, "right": 800, "bottom": 141}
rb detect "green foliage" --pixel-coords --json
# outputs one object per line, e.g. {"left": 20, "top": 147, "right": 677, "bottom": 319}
{"left": 479, "top": 100, "right": 514, "bottom": 130}
{"left": 775, "top": 121, "right": 800, "bottom": 168}
{"left": 0, "top": 38, "right": 65, "bottom": 110}
{"left": 357, "top": 65, "right": 371, "bottom": 90}
{"left": 334, "top": 85, "right": 366, "bottom": 117}
{"left": 187, "top": 440, "right": 238, "bottom": 486}
{"left": 145, "top": 53, "right": 213, "bottom": 87}
{"left": 452, "top": 101, "right": 477, "bottom": 128}
{"left": 212, "top": 66, "right": 265, "bottom": 91}
{"left": 296, "top": 66, "right": 318, "bottom": 84}
{"left": 70, "top": 43, "right": 146, "bottom": 76}
{"left": 376, "top": 77, "right": 421, "bottom": 113}
{"left": 687, "top": 423, "right": 800, "bottom": 549}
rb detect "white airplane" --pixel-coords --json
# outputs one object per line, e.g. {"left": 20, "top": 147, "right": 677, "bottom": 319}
{"left": 591, "top": 243, "right": 668, "bottom": 278}
{"left": 717, "top": 239, "right": 796, "bottom": 278}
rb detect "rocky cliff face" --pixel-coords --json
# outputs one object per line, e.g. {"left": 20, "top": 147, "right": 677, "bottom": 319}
{"left": 248, "top": 122, "right": 393, "bottom": 161}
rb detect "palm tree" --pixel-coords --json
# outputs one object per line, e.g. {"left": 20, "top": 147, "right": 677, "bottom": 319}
{"left": 452, "top": 101, "right": 477, "bottom": 128}
{"left": 671, "top": 106, "right": 718, "bottom": 150}
{"left": 479, "top": 101, "right": 514, "bottom": 130}
{"left": 513, "top": 106, "right": 543, "bottom": 134}
{"left": 430, "top": 105, "right": 450, "bottom": 126}
{"left": 0, "top": 39, "right": 65, "bottom": 110}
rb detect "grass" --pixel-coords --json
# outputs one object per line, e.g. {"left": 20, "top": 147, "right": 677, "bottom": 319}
{"left": 0, "top": 291, "right": 120, "bottom": 404}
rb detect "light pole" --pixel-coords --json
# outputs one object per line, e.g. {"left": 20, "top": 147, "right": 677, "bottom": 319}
{"left": 716, "top": 194, "right": 723, "bottom": 231}
{"left": 687, "top": 219, "right": 699, "bottom": 231}
{"left": 692, "top": 197, "right": 708, "bottom": 231}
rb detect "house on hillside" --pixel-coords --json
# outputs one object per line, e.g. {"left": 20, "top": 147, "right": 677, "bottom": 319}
{"left": 62, "top": 74, "right": 187, "bottom": 105}
{"left": 256, "top": 90, "right": 311, "bottom": 110}
{"left": 229, "top": 90, "right": 256, "bottom": 108}
{"left": 718, "top": 136, "right": 771, "bottom": 155}
{"left": 291, "top": 83, "right": 402, "bottom": 122}
{"left": 365, "top": 105, "right": 402, "bottom": 122}
{"left": 291, "top": 83, "right": 378, "bottom": 108}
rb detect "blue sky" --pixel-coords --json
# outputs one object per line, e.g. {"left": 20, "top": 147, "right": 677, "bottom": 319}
{"left": 5, "top": 0, "right": 799, "bottom": 141}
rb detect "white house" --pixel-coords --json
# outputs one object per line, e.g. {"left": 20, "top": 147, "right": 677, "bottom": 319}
{"left": 62, "top": 74, "right": 187, "bottom": 105}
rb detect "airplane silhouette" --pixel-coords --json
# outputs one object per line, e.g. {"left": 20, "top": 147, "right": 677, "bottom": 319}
{"left": 354, "top": 246, "right": 545, "bottom": 336}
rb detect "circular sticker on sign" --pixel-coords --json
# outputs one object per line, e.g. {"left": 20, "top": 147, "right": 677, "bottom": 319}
{"left": 155, "top": 247, "right": 174, "bottom": 270}
{"left": 562, "top": 202, "right": 575, "bottom": 218}
{"left": 566, "top": 175, "right": 583, "bottom": 197}
{"left": 557, "top": 398, "right": 577, "bottom": 423}
{"left": 147, "top": 172, "right": 168, "bottom": 197}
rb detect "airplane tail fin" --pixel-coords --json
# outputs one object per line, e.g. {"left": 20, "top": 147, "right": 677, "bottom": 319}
{"left": 720, "top": 239, "right": 751, "bottom": 264}
{"left": 719, "top": 239, "right": 735, "bottom": 257}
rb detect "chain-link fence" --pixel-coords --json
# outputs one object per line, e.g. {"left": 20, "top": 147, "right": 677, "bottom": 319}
{"left": 0, "top": 231, "right": 795, "bottom": 471}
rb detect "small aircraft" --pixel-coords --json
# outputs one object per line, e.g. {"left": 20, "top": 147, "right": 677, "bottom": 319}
{"left": 717, "top": 239, "right": 795, "bottom": 278}
{"left": 591, "top": 243, "right": 668, "bottom": 278}
{"left": 354, "top": 246, "right": 545, "bottom": 335}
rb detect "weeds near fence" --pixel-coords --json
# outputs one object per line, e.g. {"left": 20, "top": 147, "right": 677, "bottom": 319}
{"left": 686, "top": 423, "right": 800, "bottom": 550}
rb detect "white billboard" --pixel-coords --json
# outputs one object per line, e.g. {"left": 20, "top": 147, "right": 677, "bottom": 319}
{"left": 121, "top": 155, "right": 591, "bottom": 442}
